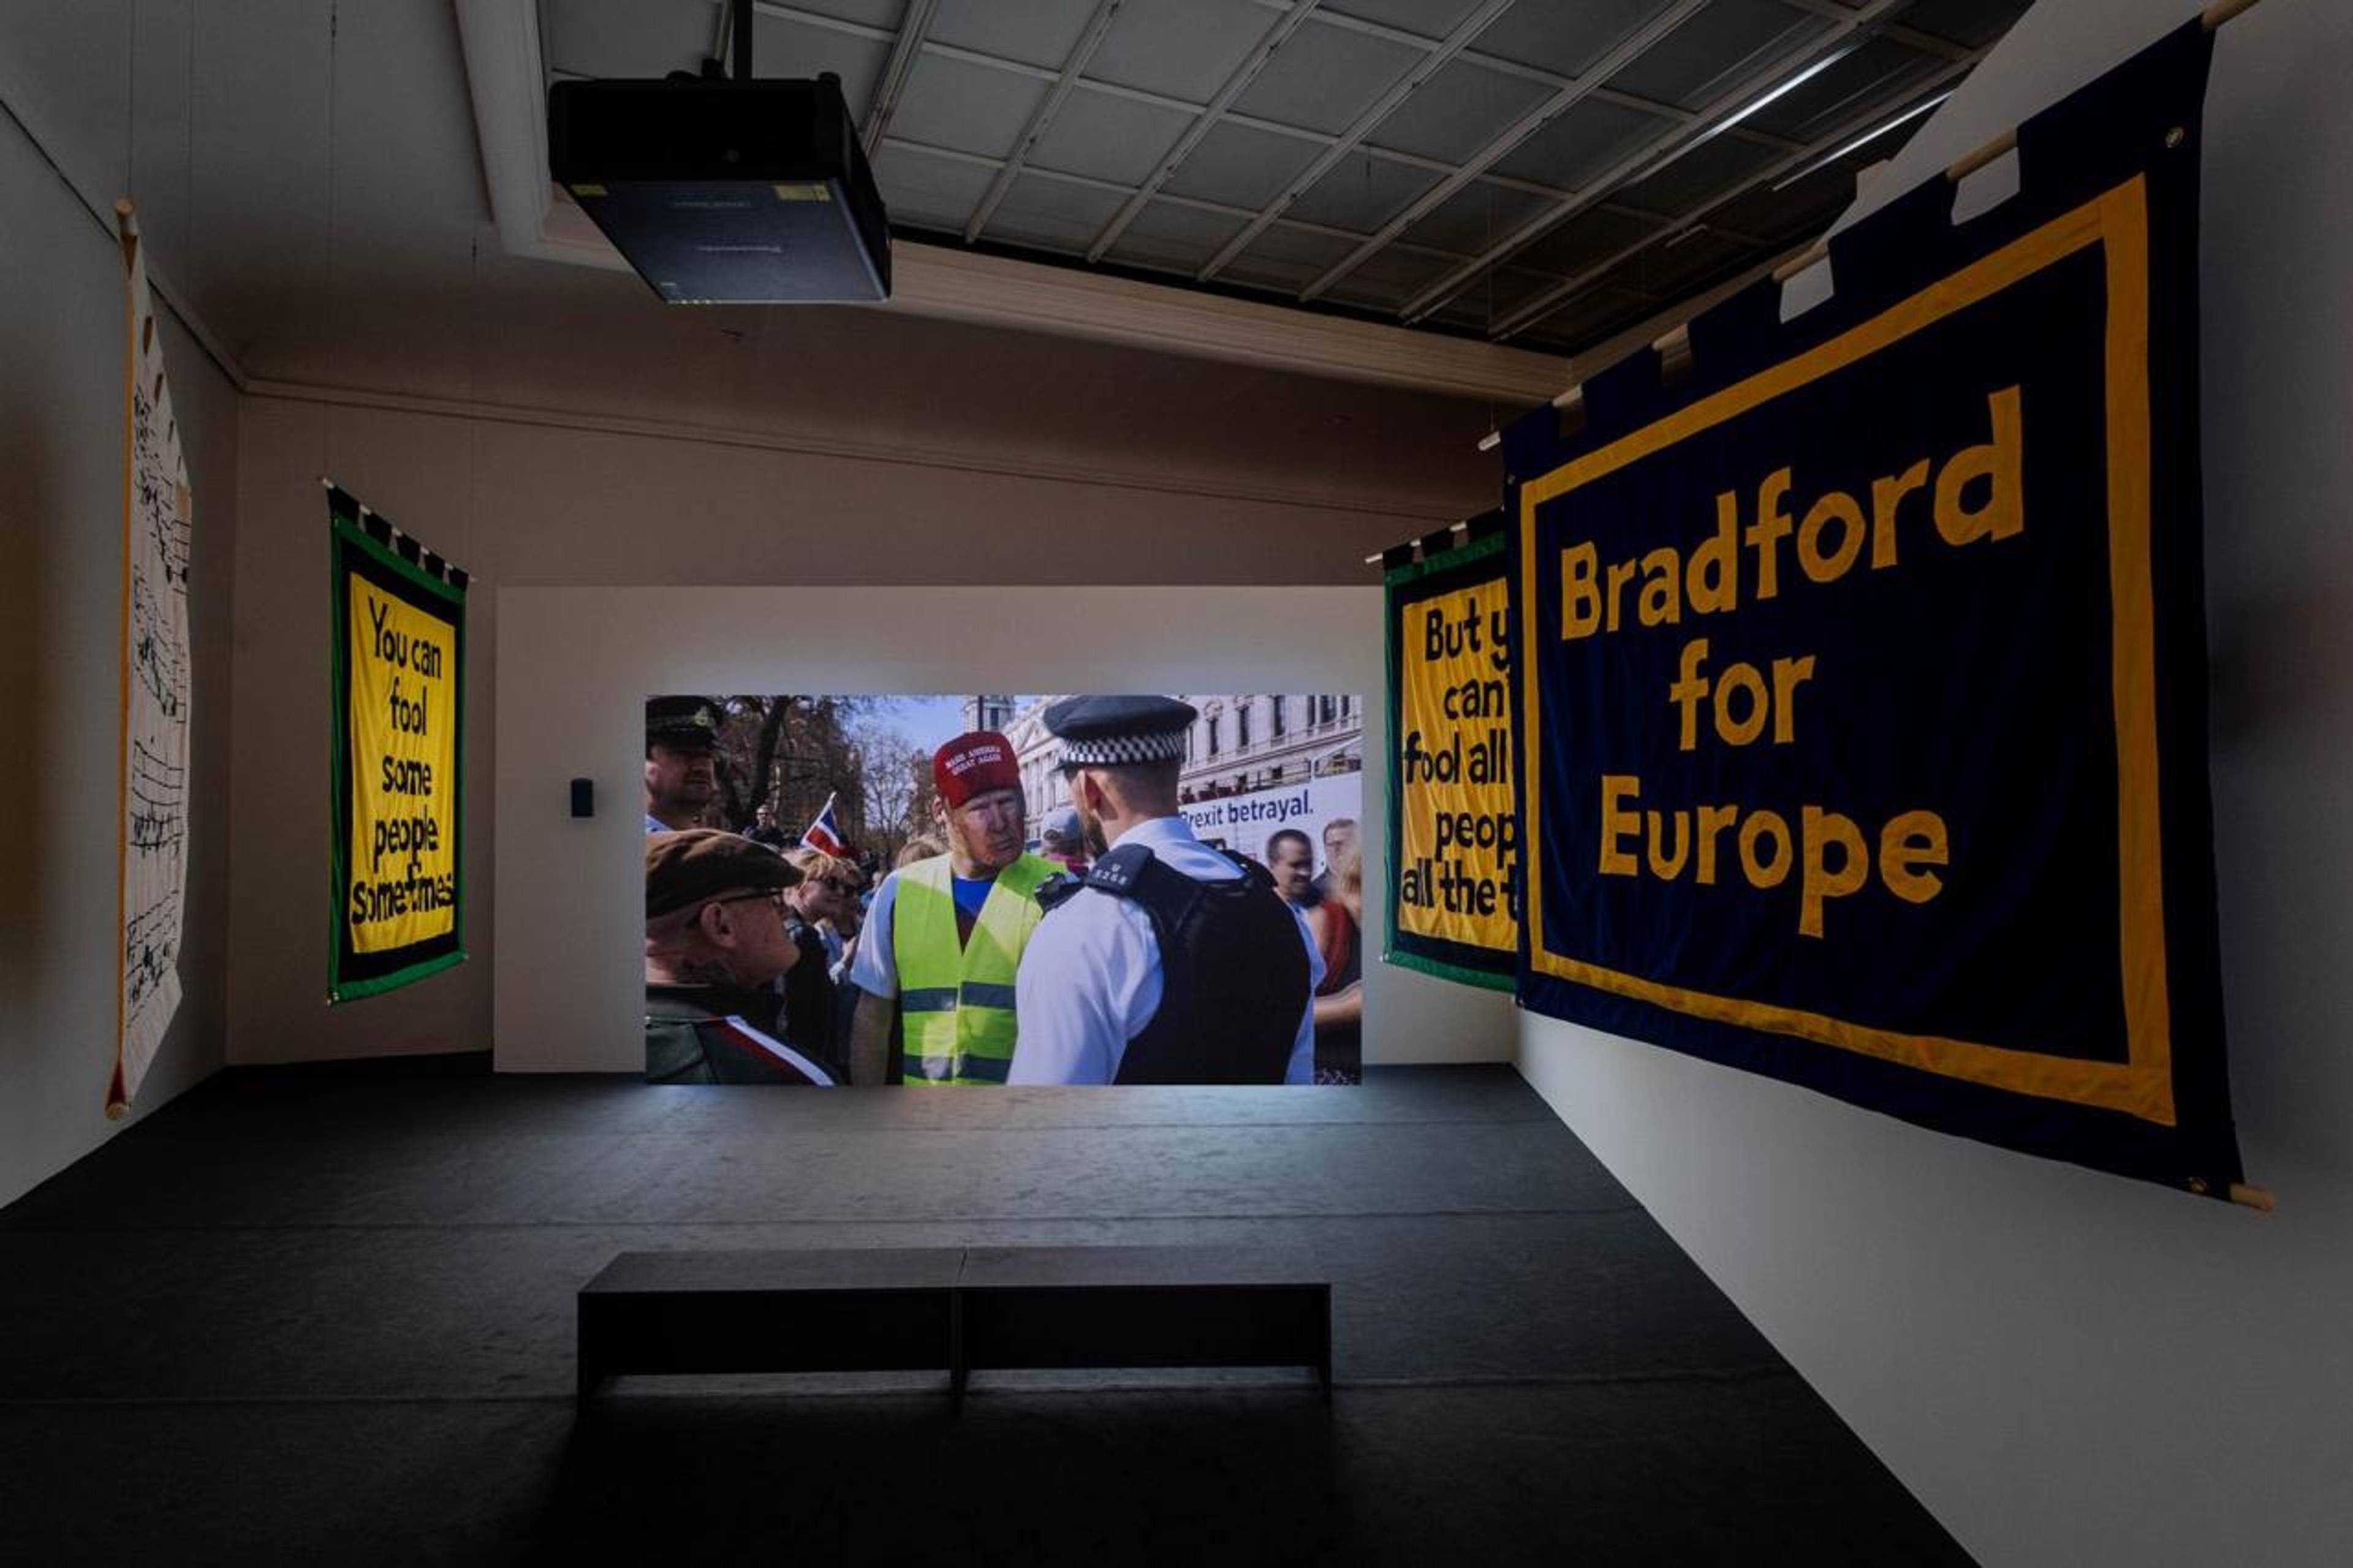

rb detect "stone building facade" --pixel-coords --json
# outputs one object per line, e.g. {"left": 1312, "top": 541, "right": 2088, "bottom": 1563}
{"left": 969, "top": 693, "right": 1363, "bottom": 843}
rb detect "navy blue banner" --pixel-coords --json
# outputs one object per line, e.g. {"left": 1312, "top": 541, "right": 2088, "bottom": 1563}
{"left": 1506, "top": 23, "right": 2241, "bottom": 1198}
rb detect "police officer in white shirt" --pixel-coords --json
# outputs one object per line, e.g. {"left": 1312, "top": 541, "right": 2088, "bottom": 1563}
{"left": 1009, "top": 695, "right": 1322, "bottom": 1086}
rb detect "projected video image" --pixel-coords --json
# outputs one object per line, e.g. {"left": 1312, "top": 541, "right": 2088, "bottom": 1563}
{"left": 643, "top": 694, "right": 1365, "bottom": 1088}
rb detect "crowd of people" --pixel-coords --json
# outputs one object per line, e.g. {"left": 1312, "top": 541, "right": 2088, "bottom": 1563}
{"left": 1270, "top": 819, "right": 1364, "bottom": 1076}
{"left": 640, "top": 695, "right": 1364, "bottom": 1088}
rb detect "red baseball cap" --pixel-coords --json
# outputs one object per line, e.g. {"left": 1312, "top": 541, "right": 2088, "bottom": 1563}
{"left": 933, "top": 730, "right": 1020, "bottom": 809}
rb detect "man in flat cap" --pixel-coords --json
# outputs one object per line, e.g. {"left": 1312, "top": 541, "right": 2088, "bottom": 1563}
{"left": 844, "top": 730, "right": 1063, "bottom": 1085}
{"left": 645, "top": 696, "right": 722, "bottom": 832}
{"left": 644, "top": 829, "right": 835, "bottom": 1085}
{"left": 1009, "top": 695, "right": 1320, "bottom": 1086}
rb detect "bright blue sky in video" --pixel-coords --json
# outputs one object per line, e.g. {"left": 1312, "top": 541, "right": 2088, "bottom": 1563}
{"left": 868, "top": 695, "right": 1040, "bottom": 752}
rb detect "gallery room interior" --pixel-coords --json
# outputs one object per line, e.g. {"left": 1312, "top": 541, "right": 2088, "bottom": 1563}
{"left": 3, "top": 0, "right": 2349, "bottom": 1562}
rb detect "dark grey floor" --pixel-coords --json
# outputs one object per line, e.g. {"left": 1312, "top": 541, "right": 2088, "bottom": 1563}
{"left": 0, "top": 1063, "right": 1968, "bottom": 1566}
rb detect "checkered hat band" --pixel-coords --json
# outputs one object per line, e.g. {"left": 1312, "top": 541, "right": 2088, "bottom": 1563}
{"left": 1058, "top": 731, "right": 1186, "bottom": 767}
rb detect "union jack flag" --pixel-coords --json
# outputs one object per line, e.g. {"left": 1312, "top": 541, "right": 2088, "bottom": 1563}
{"left": 799, "top": 793, "right": 848, "bottom": 858}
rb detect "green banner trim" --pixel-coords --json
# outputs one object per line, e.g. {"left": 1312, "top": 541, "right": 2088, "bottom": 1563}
{"left": 331, "top": 949, "right": 466, "bottom": 1004}
{"left": 1384, "top": 547, "right": 1403, "bottom": 967}
{"left": 1380, "top": 528, "right": 1506, "bottom": 591}
{"left": 328, "top": 512, "right": 351, "bottom": 1002}
{"left": 1381, "top": 945, "right": 1518, "bottom": 993}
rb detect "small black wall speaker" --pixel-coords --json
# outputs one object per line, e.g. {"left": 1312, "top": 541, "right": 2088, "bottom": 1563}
{"left": 570, "top": 778, "right": 594, "bottom": 818}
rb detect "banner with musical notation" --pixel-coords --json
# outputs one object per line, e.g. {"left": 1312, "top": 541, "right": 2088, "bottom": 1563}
{"left": 328, "top": 487, "right": 467, "bottom": 1003}
{"left": 110, "top": 208, "right": 192, "bottom": 1116}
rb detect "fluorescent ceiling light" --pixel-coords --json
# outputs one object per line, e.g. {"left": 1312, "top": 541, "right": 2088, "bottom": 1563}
{"left": 1626, "top": 44, "right": 1858, "bottom": 195}
{"left": 1770, "top": 89, "right": 1954, "bottom": 191}
{"left": 1708, "top": 45, "right": 1859, "bottom": 142}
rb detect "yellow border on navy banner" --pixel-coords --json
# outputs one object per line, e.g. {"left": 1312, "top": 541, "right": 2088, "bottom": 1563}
{"left": 1517, "top": 177, "right": 2174, "bottom": 1127}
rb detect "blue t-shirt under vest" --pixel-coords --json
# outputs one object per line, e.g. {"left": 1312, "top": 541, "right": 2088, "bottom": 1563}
{"left": 950, "top": 874, "right": 994, "bottom": 922}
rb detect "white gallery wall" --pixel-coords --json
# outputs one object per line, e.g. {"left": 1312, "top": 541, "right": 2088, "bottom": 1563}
{"left": 0, "top": 78, "right": 239, "bottom": 1208}
{"left": 1513, "top": 2, "right": 2353, "bottom": 1564}
{"left": 229, "top": 390, "right": 1501, "bottom": 1070}
{"left": 496, "top": 586, "right": 1511, "bottom": 1074}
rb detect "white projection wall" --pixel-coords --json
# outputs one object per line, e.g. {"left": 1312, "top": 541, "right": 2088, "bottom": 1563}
{"left": 496, "top": 585, "right": 1513, "bottom": 1074}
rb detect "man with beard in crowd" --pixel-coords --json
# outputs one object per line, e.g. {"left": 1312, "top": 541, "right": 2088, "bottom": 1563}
{"left": 846, "top": 732, "right": 1062, "bottom": 1086}
{"left": 644, "top": 697, "right": 722, "bottom": 832}
{"left": 1314, "top": 816, "right": 1358, "bottom": 900}
{"left": 1010, "top": 696, "right": 1319, "bottom": 1086}
{"left": 643, "top": 830, "right": 834, "bottom": 1085}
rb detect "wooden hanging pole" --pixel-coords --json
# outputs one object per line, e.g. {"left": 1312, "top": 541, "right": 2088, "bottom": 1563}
{"left": 108, "top": 197, "right": 139, "bottom": 1123}
{"left": 1944, "top": 128, "right": 2019, "bottom": 185}
{"left": 113, "top": 197, "right": 139, "bottom": 271}
{"left": 1504, "top": 0, "right": 2275, "bottom": 441}
{"left": 1360, "top": 518, "right": 1468, "bottom": 567}
{"left": 318, "top": 475, "right": 474, "bottom": 585}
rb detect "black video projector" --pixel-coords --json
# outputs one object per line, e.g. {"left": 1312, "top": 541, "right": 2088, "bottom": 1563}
{"left": 547, "top": 75, "right": 890, "bottom": 304}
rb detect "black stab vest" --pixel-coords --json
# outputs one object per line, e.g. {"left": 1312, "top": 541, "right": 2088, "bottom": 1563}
{"left": 1046, "top": 843, "right": 1309, "bottom": 1085}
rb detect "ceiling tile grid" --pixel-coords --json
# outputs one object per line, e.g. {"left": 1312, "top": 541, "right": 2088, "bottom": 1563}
{"left": 1284, "top": 153, "right": 1443, "bottom": 235}
{"left": 1464, "top": 0, "right": 1694, "bottom": 81}
{"left": 547, "top": 0, "right": 2034, "bottom": 357}
{"left": 1218, "top": 222, "right": 1362, "bottom": 294}
{"left": 1025, "top": 89, "right": 1195, "bottom": 190}
{"left": 1083, "top": 0, "right": 1279, "bottom": 103}
{"left": 884, "top": 50, "right": 1050, "bottom": 159}
{"left": 984, "top": 171, "right": 1131, "bottom": 254}
{"left": 1160, "top": 119, "right": 1325, "bottom": 210}
{"left": 1229, "top": 22, "right": 1430, "bottom": 138}
{"left": 1365, "top": 58, "right": 1556, "bottom": 166}
{"left": 1606, "top": 0, "right": 1835, "bottom": 110}
{"left": 1398, "top": 178, "right": 1553, "bottom": 259}
{"left": 925, "top": 0, "right": 1099, "bottom": 71}
{"left": 1101, "top": 198, "right": 1254, "bottom": 273}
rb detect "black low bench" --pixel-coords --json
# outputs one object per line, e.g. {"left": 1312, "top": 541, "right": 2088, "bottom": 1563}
{"left": 578, "top": 1245, "right": 1332, "bottom": 1403}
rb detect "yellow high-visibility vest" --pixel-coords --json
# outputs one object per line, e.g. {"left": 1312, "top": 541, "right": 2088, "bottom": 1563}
{"left": 892, "top": 853, "right": 1057, "bottom": 1085}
